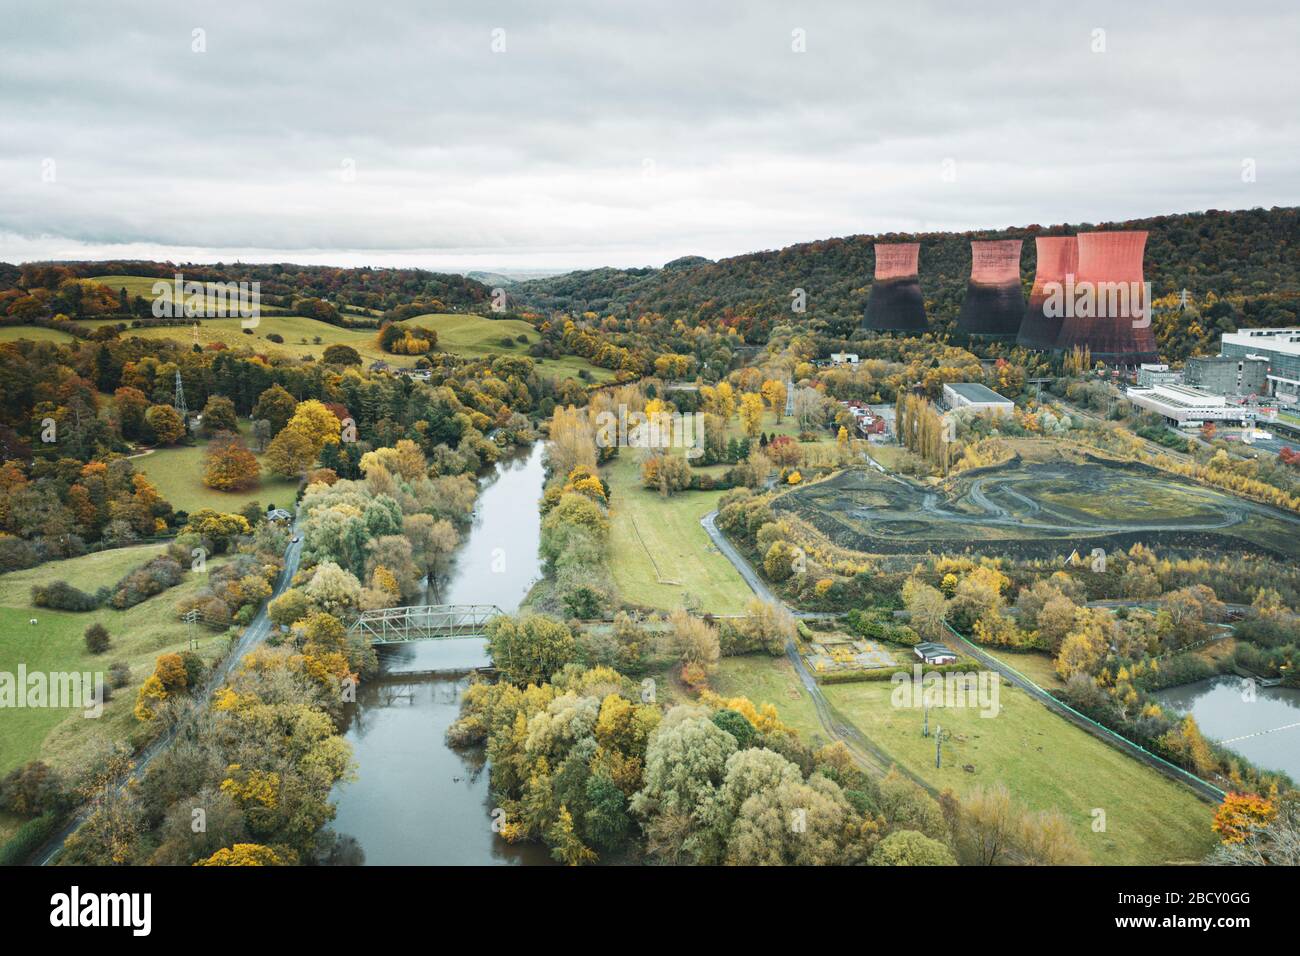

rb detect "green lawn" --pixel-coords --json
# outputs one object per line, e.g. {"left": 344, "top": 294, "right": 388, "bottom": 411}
{"left": 603, "top": 453, "right": 752, "bottom": 615}
{"left": 0, "top": 546, "right": 233, "bottom": 782}
{"left": 978, "top": 646, "right": 1066, "bottom": 691}
{"left": 133, "top": 424, "right": 299, "bottom": 516}
{"left": 821, "top": 679, "right": 1216, "bottom": 865}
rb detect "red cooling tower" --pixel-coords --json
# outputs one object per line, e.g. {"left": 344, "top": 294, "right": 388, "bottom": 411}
{"left": 957, "top": 239, "right": 1024, "bottom": 338}
{"left": 1053, "top": 231, "right": 1157, "bottom": 364}
{"left": 1016, "top": 236, "right": 1077, "bottom": 350}
{"left": 862, "top": 243, "right": 927, "bottom": 332}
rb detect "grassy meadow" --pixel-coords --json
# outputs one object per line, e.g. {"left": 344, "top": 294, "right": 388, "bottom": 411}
{"left": 820, "top": 678, "right": 1216, "bottom": 865}
{"left": 0, "top": 545, "right": 235, "bottom": 842}
{"left": 603, "top": 453, "right": 751, "bottom": 615}
{"left": 131, "top": 420, "right": 299, "bottom": 515}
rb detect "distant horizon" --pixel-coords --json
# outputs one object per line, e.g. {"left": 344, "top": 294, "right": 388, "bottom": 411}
{"left": 3, "top": 203, "right": 1293, "bottom": 278}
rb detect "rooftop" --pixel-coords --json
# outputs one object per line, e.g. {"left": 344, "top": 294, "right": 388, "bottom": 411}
{"left": 945, "top": 382, "right": 1012, "bottom": 404}
{"left": 1222, "top": 328, "right": 1300, "bottom": 356}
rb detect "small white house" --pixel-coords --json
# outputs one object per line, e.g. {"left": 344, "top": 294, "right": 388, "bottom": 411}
{"left": 830, "top": 352, "right": 860, "bottom": 366}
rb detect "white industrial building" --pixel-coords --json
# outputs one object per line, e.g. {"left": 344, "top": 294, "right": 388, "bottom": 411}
{"left": 1125, "top": 383, "right": 1263, "bottom": 427}
{"left": 942, "top": 382, "right": 1014, "bottom": 416}
{"left": 1220, "top": 328, "right": 1300, "bottom": 401}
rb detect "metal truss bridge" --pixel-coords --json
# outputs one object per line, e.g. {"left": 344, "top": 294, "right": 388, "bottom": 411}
{"left": 348, "top": 604, "right": 503, "bottom": 645}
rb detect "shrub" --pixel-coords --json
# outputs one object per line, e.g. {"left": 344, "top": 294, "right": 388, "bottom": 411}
{"left": 108, "top": 662, "right": 132, "bottom": 688}
{"left": 0, "top": 761, "right": 65, "bottom": 817}
{"left": 31, "top": 580, "right": 103, "bottom": 612}
{"left": 84, "top": 622, "right": 111, "bottom": 654}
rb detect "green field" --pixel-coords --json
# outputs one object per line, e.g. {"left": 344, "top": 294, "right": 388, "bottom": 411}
{"left": 0, "top": 325, "right": 79, "bottom": 345}
{"left": 820, "top": 679, "right": 1215, "bottom": 864}
{"left": 76, "top": 277, "right": 613, "bottom": 382}
{"left": 978, "top": 646, "right": 1066, "bottom": 690}
{"left": 132, "top": 423, "right": 299, "bottom": 515}
{"left": 603, "top": 453, "right": 751, "bottom": 614}
{"left": 0, "top": 546, "right": 232, "bottom": 803}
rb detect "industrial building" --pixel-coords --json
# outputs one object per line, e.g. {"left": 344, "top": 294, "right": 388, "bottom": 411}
{"left": 1137, "top": 363, "right": 1178, "bottom": 387}
{"left": 1053, "top": 231, "right": 1158, "bottom": 366}
{"left": 1125, "top": 383, "right": 1258, "bottom": 426}
{"left": 1184, "top": 355, "right": 1269, "bottom": 397}
{"left": 862, "top": 243, "right": 928, "bottom": 333}
{"left": 1016, "top": 236, "right": 1077, "bottom": 350}
{"left": 957, "top": 239, "right": 1024, "bottom": 338}
{"left": 942, "top": 382, "right": 1014, "bottom": 416}
{"left": 1220, "top": 328, "right": 1300, "bottom": 401}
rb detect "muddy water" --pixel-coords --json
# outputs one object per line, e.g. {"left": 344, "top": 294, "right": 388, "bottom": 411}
{"left": 1155, "top": 676, "right": 1300, "bottom": 782}
{"left": 329, "top": 445, "right": 552, "bottom": 864}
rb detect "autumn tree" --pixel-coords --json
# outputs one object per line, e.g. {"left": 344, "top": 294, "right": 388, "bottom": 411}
{"left": 264, "top": 426, "right": 317, "bottom": 478}
{"left": 739, "top": 392, "right": 764, "bottom": 438}
{"left": 760, "top": 379, "right": 788, "bottom": 423}
{"left": 145, "top": 403, "right": 186, "bottom": 445}
{"left": 203, "top": 432, "right": 261, "bottom": 491}
{"left": 252, "top": 384, "right": 297, "bottom": 436}
{"left": 200, "top": 395, "right": 239, "bottom": 436}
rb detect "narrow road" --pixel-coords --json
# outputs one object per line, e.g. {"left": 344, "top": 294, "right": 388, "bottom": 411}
{"left": 700, "top": 510, "right": 905, "bottom": 781}
{"left": 33, "top": 523, "right": 305, "bottom": 865}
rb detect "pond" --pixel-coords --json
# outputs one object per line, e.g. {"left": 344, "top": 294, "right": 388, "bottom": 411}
{"left": 1154, "top": 676, "right": 1300, "bottom": 783}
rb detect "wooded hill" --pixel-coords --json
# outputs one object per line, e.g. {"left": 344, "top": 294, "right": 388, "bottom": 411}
{"left": 510, "top": 207, "right": 1300, "bottom": 358}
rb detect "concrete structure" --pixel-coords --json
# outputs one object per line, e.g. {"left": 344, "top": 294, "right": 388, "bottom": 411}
{"left": 1125, "top": 383, "right": 1259, "bottom": 426}
{"left": 1137, "top": 363, "right": 1178, "bottom": 387}
{"left": 1220, "top": 328, "right": 1300, "bottom": 400}
{"left": 943, "top": 382, "right": 1014, "bottom": 416}
{"left": 1016, "top": 236, "right": 1077, "bottom": 350}
{"left": 957, "top": 239, "right": 1024, "bottom": 338}
{"left": 863, "top": 243, "right": 927, "bottom": 333}
{"left": 1185, "top": 355, "right": 1269, "bottom": 397}
{"left": 1053, "top": 231, "right": 1158, "bottom": 365}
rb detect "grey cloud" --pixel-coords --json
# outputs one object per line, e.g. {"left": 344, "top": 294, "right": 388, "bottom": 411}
{"left": 0, "top": 0, "right": 1295, "bottom": 269}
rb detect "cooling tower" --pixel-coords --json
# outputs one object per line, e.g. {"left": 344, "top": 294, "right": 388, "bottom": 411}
{"left": 1053, "top": 231, "right": 1158, "bottom": 365}
{"left": 862, "top": 243, "right": 927, "bottom": 333}
{"left": 957, "top": 239, "right": 1024, "bottom": 338}
{"left": 1016, "top": 236, "right": 1077, "bottom": 350}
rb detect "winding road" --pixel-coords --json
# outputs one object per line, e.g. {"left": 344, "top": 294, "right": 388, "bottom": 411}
{"left": 32, "top": 522, "right": 304, "bottom": 865}
{"left": 701, "top": 510, "right": 904, "bottom": 780}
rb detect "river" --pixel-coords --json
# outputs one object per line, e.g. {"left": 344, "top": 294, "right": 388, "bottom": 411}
{"left": 1154, "top": 676, "right": 1300, "bottom": 783}
{"left": 329, "top": 443, "right": 553, "bottom": 864}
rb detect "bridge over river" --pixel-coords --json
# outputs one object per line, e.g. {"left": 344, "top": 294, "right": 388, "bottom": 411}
{"left": 348, "top": 604, "right": 503, "bottom": 645}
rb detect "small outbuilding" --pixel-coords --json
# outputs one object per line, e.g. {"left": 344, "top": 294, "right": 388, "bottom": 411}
{"left": 914, "top": 642, "right": 958, "bottom": 665}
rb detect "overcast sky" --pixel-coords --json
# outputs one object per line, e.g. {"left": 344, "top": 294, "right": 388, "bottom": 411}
{"left": 1, "top": 0, "right": 1296, "bottom": 273}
